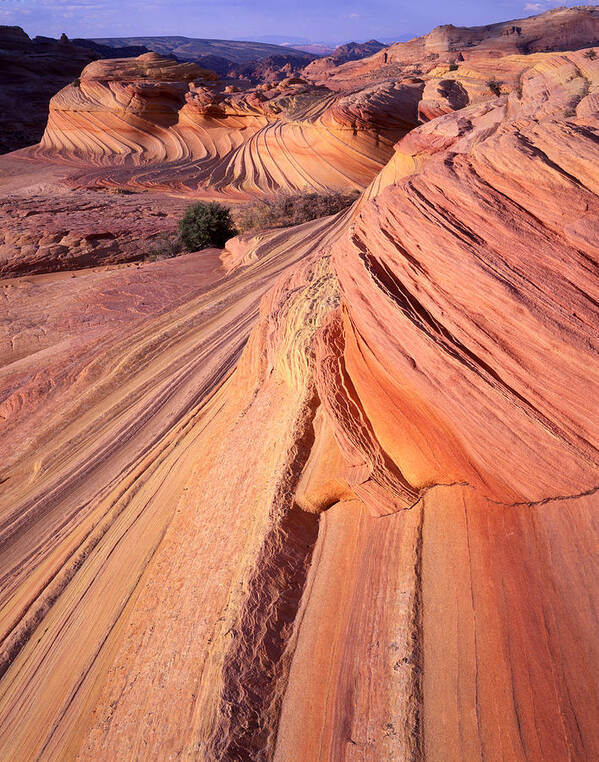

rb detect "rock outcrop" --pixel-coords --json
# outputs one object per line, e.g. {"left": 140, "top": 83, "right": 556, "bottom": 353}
{"left": 0, "top": 8, "right": 598, "bottom": 762}
{"left": 304, "top": 6, "right": 599, "bottom": 85}
{"left": 0, "top": 27, "right": 99, "bottom": 153}
{"left": 33, "top": 53, "right": 410, "bottom": 195}
{"left": 0, "top": 27, "right": 151, "bottom": 154}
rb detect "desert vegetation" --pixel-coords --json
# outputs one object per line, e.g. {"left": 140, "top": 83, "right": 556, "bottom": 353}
{"left": 144, "top": 232, "right": 184, "bottom": 261}
{"left": 178, "top": 201, "right": 238, "bottom": 251}
{"left": 233, "top": 190, "right": 359, "bottom": 233}
{"left": 486, "top": 78, "right": 503, "bottom": 95}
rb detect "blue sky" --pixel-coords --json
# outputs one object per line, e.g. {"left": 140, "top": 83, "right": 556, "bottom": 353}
{"left": 0, "top": 0, "right": 583, "bottom": 42}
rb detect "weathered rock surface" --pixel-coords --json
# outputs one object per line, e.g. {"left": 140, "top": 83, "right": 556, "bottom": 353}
{"left": 0, "top": 155, "right": 193, "bottom": 277}
{"left": 0, "top": 9, "right": 598, "bottom": 762}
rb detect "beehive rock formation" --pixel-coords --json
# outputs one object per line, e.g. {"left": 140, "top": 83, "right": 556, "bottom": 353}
{"left": 0, "top": 8, "right": 598, "bottom": 761}
{"left": 32, "top": 52, "right": 413, "bottom": 196}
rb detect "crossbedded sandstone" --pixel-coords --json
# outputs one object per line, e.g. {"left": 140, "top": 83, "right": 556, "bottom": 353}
{"left": 0, "top": 8, "right": 598, "bottom": 761}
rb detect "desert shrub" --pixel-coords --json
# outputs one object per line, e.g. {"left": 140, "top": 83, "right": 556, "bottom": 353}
{"left": 234, "top": 190, "right": 359, "bottom": 233}
{"left": 486, "top": 78, "right": 503, "bottom": 96}
{"left": 584, "top": 49, "right": 597, "bottom": 60}
{"left": 144, "top": 233, "right": 184, "bottom": 261}
{"left": 448, "top": 63, "right": 459, "bottom": 72}
{"left": 178, "top": 202, "right": 238, "bottom": 251}
{"left": 515, "top": 76, "right": 524, "bottom": 99}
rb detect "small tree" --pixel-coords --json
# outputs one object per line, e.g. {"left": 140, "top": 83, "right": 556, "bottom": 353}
{"left": 178, "top": 202, "right": 237, "bottom": 251}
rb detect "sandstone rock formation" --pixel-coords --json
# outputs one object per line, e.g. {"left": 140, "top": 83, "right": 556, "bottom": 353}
{"left": 24, "top": 7, "right": 599, "bottom": 199}
{"left": 0, "top": 27, "right": 98, "bottom": 153}
{"left": 0, "top": 27, "right": 150, "bottom": 154}
{"left": 0, "top": 8, "right": 598, "bottom": 762}
{"left": 32, "top": 52, "right": 408, "bottom": 195}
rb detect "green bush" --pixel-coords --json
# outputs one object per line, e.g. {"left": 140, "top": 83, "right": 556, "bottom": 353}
{"left": 178, "top": 202, "right": 238, "bottom": 251}
{"left": 233, "top": 190, "right": 359, "bottom": 233}
{"left": 486, "top": 78, "right": 502, "bottom": 96}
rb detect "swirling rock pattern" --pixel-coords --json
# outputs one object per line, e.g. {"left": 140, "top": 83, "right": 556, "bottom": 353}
{"left": 31, "top": 53, "right": 417, "bottom": 196}
{"left": 0, "top": 10, "right": 598, "bottom": 762}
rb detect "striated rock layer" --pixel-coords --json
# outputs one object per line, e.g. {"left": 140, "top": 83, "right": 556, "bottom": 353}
{"left": 25, "top": 7, "right": 599, "bottom": 200}
{"left": 0, "top": 11, "right": 598, "bottom": 762}
{"left": 30, "top": 52, "right": 421, "bottom": 196}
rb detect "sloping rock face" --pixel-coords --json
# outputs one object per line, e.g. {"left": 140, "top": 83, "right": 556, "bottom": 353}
{"left": 0, "top": 10, "right": 598, "bottom": 762}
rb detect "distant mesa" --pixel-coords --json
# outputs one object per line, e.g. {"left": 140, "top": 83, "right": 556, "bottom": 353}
{"left": 305, "top": 5, "right": 599, "bottom": 81}
{"left": 330, "top": 39, "right": 386, "bottom": 63}
{"left": 88, "top": 35, "right": 317, "bottom": 64}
